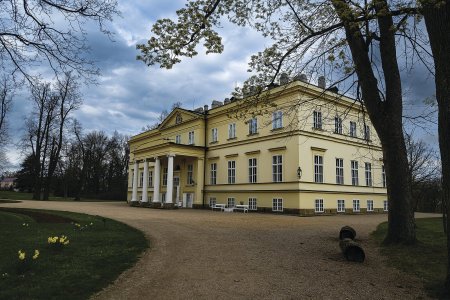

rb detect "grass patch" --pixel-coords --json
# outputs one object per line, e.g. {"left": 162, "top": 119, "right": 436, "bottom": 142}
{"left": 0, "top": 191, "right": 120, "bottom": 202}
{"left": 0, "top": 208, "right": 148, "bottom": 300}
{"left": 372, "top": 218, "right": 447, "bottom": 298}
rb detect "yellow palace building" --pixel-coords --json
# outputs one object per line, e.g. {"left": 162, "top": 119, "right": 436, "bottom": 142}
{"left": 127, "top": 77, "right": 388, "bottom": 215}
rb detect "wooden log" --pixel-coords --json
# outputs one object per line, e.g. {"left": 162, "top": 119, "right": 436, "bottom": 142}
{"left": 339, "top": 238, "right": 365, "bottom": 262}
{"left": 339, "top": 225, "right": 356, "bottom": 240}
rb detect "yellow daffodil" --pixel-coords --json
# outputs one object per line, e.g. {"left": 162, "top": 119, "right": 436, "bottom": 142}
{"left": 18, "top": 250, "right": 25, "bottom": 260}
{"left": 32, "top": 249, "right": 39, "bottom": 260}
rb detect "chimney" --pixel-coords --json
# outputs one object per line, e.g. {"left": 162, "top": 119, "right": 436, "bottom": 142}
{"left": 211, "top": 100, "right": 223, "bottom": 109}
{"left": 204, "top": 105, "right": 208, "bottom": 111}
{"left": 318, "top": 76, "right": 326, "bottom": 89}
{"left": 224, "top": 98, "right": 230, "bottom": 104}
{"left": 279, "top": 73, "right": 289, "bottom": 85}
{"left": 194, "top": 107, "right": 204, "bottom": 113}
{"left": 293, "top": 73, "right": 308, "bottom": 82}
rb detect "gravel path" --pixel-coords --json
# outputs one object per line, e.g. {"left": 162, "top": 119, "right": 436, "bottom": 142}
{"left": 1, "top": 201, "right": 438, "bottom": 299}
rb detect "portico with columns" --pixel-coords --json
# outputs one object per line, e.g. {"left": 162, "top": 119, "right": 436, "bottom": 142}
{"left": 129, "top": 143, "right": 206, "bottom": 209}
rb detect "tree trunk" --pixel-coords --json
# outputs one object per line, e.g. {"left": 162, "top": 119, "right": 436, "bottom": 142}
{"left": 332, "top": 0, "right": 416, "bottom": 244}
{"left": 422, "top": 0, "right": 450, "bottom": 289}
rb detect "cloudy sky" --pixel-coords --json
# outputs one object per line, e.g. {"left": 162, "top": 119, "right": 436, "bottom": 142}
{"left": 4, "top": 0, "right": 438, "bottom": 168}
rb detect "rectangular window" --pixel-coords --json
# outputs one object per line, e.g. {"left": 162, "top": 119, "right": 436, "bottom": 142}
{"left": 210, "top": 163, "right": 217, "bottom": 185}
{"left": 351, "top": 160, "right": 359, "bottom": 186}
{"left": 187, "top": 164, "right": 194, "bottom": 185}
{"left": 364, "top": 124, "right": 371, "bottom": 140}
{"left": 272, "top": 110, "right": 283, "bottom": 129}
{"left": 365, "top": 162, "right": 372, "bottom": 186}
{"left": 228, "top": 123, "right": 236, "bottom": 139}
{"left": 209, "top": 197, "right": 216, "bottom": 207}
{"left": 162, "top": 168, "right": 168, "bottom": 186}
{"left": 334, "top": 116, "right": 342, "bottom": 134}
{"left": 249, "top": 158, "right": 257, "bottom": 183}
{"left": 384, "top": 200, "right": 388, "bottom": 211}
{"left": 211, "top": 128, "right": 218, "bottom": 143}
{"left": 148, "top": 170, "right": 153, "bottom": 187}
{"left": 315, "top": 199, "right": 324, "bottom": 213}
{"left": 336, "top": 158, "right": 344, "bottom": 185}
{"left": 382, "top": 165, "right": 386, "bottom": 188}
{"left": 367, "top": 200, "right": 374, "bottom": 212}
{"left": 272, "top": 155, "right": 283, "bottom": 182}
{"left": 139, "top": 172, "right": 144, "bottom": 187}
{"left": 249, "top": 198, "right": 257, "bottom": 211}
{"left": 248, "top": 118, "right": 258, "bottom": 135}
{"left": 313, "top": 111, "right": 322, "bottom": 129}
{"left": 188, "top": 131, "right": 195, "bottom": 145}
{"left": 272, "top": 198, "right": 283, "bottom": 212}
{"left": 228, "top": 160, "right": 236, "bottom": 184}
{"left": 175, "top": 135, "right": 181, "bottom": 144}
{"left": 349, "top": 121, "right": 357, "bottom": 137}
{"left": 227, "top": 197, "right": 235, "bottom": 208}
{"left": 314, "top": 155, "right": 324, "bottom": 183}
{"left": 353, "top": 199, "right": 360, "bottom": 212}
{"left": 337, "top": 200, "right": 345, "bottom": 213}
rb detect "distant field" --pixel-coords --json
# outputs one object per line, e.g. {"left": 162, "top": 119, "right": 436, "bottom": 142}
{"left": 0, "top": 190, "right": 123, "bottom": 202}
{"left": 0, "top": 208, "right": 148, "bottom": 300}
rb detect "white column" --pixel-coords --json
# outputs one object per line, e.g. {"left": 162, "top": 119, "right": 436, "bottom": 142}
{"left": 152, "top": 157, "right": 161, "bottom": 203}
{"left": 142, "top": 159, "right": 148, "bottom": 203}
{"left": 166, "top": 154, "right": 175, "bottom": 204}
{"left": 131, "top": 160, "right": 139, "bottom": 202}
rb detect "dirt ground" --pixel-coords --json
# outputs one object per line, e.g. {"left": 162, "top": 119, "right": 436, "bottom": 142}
{"left": 0, "top": 200, "right": 439, "bottom": 299}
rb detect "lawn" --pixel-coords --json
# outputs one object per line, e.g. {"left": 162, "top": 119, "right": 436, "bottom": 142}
{"left": 372, "top": 217, "right": 447, "bottom": 298}
{"left": 0, "top": 190, "right": 120, "bottom": 202}
{"left": 0, "top": 208, "right": 148, "bottom": 300}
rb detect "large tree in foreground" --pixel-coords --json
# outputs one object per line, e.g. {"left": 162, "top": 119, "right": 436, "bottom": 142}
{"left": 137, "top": 0, "right": 419, "bottom": 244}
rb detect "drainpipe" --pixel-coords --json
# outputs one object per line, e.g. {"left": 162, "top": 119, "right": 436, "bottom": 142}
{"left": 202, "top": 107, "right": 208, "bottom": 208}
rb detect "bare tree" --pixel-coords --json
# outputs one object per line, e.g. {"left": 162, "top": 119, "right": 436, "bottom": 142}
{"left": 0, "top": 77, "right": 13, "bottom": 145}
{"left": 0, "top": 0, "right": 120, "bottom": 82}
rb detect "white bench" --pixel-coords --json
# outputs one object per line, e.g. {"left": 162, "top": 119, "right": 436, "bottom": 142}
{"left": 211, "top": 203, "right": 226, "bottom": 211}
{"left": 234, "top": 204, "right": 249, "bottom": 213}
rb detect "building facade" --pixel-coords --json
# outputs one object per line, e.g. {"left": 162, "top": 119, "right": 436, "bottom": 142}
{"left": 128, "top": 80, "right": 388, "bottom": 215}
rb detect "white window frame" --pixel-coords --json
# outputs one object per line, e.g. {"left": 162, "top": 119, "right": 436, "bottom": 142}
{"left": 349, "top": 121, "right": 357, "bottom": 137}
{"left": 187, "top": 164, "right": 194, "bottom": 185}
{"left": 139, "top": 171, "right": 144, "bottom": 187}
{"left": 162, "top": 167, "right": 168, "bottom": 186}
{"left": 210, "top": 163, "right": 217, "bottom": 185}
{"left": 364, "top": 124, "right": 371, "bottom": 140}
{"left": 175, "top": 135, "right": 181, "bottom": 144}
{"left": 353, "top": 199, "right": 360, "bottom": 212}
{"left": 148, "top": 170, "right": 153, "bottom": 187}
{"left": 272, "top": 198, "right": 283, "bottom": 212}
{"left": 336, "top": 158, "right": 344, "bottom": 185}
{"left": 188, "top": 131, "right": 195, "bottom": 145}
{"left": 334, "top": 116, "right": 342, "bottom": 134}
{"left": 227, "top": 197, "right": 235, "bottom": 208}
{"left": 249, "top": 198, "right": 257, "bottom": 211}
{"left": 365, "top": 162, "right": 372, "bottom": 187}
{"left": 337, "top": 200, "right": 345, "bottom": 213}
{"left": 209, "top": 197, "right": 216, "bottom": 207}
{"left": 211, "top": 128, "right": 218, "bottom": 143}
{"left": 248, "top": 118, "right": 258, "bottom": 135}
{"left": 272, "top": 111, "right": 283, "bottom": 129}
{"left": 228, "top": 123, "right": 236, "bottom": 139}
{"left": 249, "top": 158, "right": 257, "bottom": 183}
{"left": 351, "top": 160, "right": 359, "bottom": 186}
{"left": 367, "top": 200, "right": 374, "bottom": 212}
{"left": 384, "top": 200, "right": 388, "bottom": 211}
{"left": 272, "top": 155, "right": 283, "bottom": 182}
{"left": 382, "top": 165, "right": 386, "bottom": 188}
{"left": 313, "top": 111, "right": 322, "bottom": 129}
{"left": 315, "top": 199, "right": 324, "bottom": 213}
{"left": 228, "top": 160, "right": 236, "bottom": 184}
{"left": 314, "top": 155, "right": 324, "bottom": 183}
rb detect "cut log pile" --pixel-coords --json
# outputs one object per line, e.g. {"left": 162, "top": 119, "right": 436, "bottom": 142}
{"left": 339, "top": 226, "right": 365, "bottom": 262}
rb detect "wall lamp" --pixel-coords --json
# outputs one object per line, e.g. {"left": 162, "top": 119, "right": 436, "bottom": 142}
{"left": 297, "top": 167, "right": 303, "bottom": 179}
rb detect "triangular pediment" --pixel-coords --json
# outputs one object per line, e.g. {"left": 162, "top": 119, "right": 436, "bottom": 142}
{"left": 158, "top": 108, "right": 202, "bottom": 130}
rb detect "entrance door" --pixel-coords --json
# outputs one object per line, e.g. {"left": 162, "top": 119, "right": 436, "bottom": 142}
{"left": 182, "top": 193, "right": 194, "bottom": 208}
